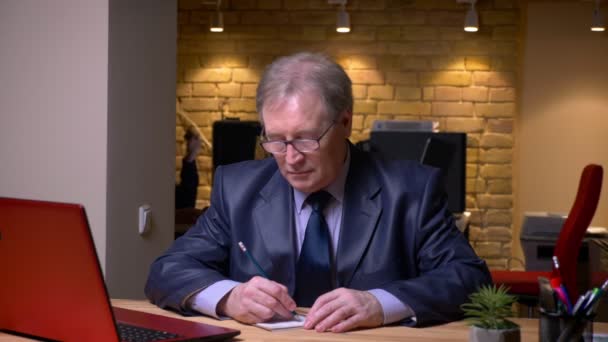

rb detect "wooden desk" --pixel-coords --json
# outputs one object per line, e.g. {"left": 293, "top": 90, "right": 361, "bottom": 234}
{"left": 2, "top": 299, "right": 607, "bottom": 341}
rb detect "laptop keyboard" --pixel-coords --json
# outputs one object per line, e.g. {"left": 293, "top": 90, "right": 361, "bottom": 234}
{"left": 117, "top": 322, "right": 180, "bottom": 342}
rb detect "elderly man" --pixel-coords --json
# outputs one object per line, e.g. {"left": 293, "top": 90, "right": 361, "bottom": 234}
{"left": 145, "top": 52, "right": 491, "bottom": 332}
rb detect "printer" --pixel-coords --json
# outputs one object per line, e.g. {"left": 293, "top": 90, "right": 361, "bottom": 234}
{"left": 520, "top": 212, "right": 567, "bottom": 271}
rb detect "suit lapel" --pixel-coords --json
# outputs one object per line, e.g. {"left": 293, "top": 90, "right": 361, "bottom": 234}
{"left": 252, "top": 170, "right": 297, "bottom": 293}
{"left": 250, "top": 145, "right": 382, "bottom": 291}
{"left": 336, "top": 145, "right": 382, "bottom": 287}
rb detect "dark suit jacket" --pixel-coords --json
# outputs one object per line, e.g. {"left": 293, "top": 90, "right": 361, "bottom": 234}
{"left": 145, "top": 144, "right": 491, "bottom": 326}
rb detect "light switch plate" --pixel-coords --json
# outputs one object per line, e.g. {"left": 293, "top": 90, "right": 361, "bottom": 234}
{"left": 139, "top": 204, "right": 152, "bottom": 235}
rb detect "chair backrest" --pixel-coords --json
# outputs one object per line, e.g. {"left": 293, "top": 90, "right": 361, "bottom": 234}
{"left": 552, "top": 164, "right": 603, "bottom": 303}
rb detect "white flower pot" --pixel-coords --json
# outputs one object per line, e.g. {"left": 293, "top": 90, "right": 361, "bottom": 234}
{"left": 469, "top": 326, "right": 521, "bottom": 342}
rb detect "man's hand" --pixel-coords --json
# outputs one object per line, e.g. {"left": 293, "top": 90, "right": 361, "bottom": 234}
{"left": 217, "top": 276, "right": 296, "bottom": 324}
{"left": 303, "top": 288, "right": 383, "bottom": 333}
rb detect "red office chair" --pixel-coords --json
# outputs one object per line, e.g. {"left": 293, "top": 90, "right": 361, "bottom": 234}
{"left": 492, "top": 164, "right": 603, "bottom": 310}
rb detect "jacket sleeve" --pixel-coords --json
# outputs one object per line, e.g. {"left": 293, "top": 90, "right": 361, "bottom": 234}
{"left": 380, "top": 169, "right": 492, "bottom": 326}
{"left": 145, "top": 166, "right": 232, "bottom": 315}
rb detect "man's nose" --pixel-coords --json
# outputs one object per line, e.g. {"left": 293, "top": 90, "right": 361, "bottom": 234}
{"left": 285, "top": 144, "right": 304, "bottom": 164}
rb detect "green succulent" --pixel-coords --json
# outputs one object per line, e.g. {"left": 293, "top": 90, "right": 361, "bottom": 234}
{"left": 460, "top": 284, "right": 519, "bottom": 330}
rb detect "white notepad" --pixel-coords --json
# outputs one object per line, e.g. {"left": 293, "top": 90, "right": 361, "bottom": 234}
{"left": 254, "top": 314, "right": 306, "bottom": 331}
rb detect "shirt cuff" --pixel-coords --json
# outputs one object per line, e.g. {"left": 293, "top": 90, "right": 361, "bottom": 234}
{"left": 189, "top": 280, "right": 241, "bottom": 319}
{"left": 368, "top": 289, "right": 417, "bottom": 325}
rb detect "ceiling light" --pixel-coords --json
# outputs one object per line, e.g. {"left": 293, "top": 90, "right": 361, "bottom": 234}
{"left": 210, "top": 11, "right": 223, "bottom": 32}
{"left": 336, "top": 6, "right": 350, "bottom": 33}
{"left": 464, "top": 1, "right": 479, "bottom": 32}
{"left": 209, "top": 0, "right": 223, "bottom": 33}
{"left": 591, "top": 0, "right": 605, "bottom": 32}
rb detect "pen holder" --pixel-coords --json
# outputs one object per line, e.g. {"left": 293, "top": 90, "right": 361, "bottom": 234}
{"left": 557, "top": 315, "right": 593, "bottom": 342}
{"left": 539, "top": 310, "right": 562, "bottom": 342}
{"left": 539, "top": 310, "right": 594, "bottom": 342}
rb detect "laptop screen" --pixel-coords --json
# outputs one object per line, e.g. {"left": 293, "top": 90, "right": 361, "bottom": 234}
{"left": 0, "top": 197, "right": 239, "bottom": 342}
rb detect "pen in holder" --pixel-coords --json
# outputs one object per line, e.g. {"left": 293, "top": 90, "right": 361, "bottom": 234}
{"left": 557, "top": 314, "right": 594, "bottom": 342}
{"left": 538, "top": 275, "right": 605, "bottom": 342}
{"left": 538, "top": 309, "right": 561, "bottom": 342}
{"left": 538, "top": 309, "right": 594, "bottom": 342}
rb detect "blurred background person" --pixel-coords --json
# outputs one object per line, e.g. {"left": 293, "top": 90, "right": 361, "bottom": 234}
{"left": 175, "top": 127, "right": 201, "bottom": 209}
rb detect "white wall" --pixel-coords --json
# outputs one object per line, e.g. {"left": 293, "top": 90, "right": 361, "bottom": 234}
{"left": 105, "top": 0, "right": 176, "bottom": 298}
{"left": 516, "top": 2, "right": 608, "bottom": 256}
{"left": 0, "top": 0, "right": 109, "bottom": 269}
{"left": 0, "top": 0, "right": 177, "bottom": 298}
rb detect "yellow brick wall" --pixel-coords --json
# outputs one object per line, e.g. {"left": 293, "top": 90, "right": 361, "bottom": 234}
{"left": 175, "top": 0, "right": 520, "bottom": 269}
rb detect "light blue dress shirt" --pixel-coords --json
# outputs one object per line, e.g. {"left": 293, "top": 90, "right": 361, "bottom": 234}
{"left": 191, "top": 149, "right": 414, "bottom": 324}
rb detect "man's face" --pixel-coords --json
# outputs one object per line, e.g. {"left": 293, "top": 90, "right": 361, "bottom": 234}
{"left": 262, "top": 92, "right": 352, "bottom": 193}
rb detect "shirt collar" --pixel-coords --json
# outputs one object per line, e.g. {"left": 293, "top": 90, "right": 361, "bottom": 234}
{"left": 294, "top": 143, "right": 350, "bottom": 213}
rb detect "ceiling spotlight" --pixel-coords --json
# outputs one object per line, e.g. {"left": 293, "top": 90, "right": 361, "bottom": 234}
{"left": 591, "top": 0, "right": 605, "bottom": 32}
{"left": 328, "top": 0, "right": 350, "bottom": 33}
{"left": 464, "top": 0, "right": 479, "bottom": 32}
{"left": 209, "top": 0, "right": 223, "bottom": 33}
{"left": 336, "top": 2, "right": 350, "bottom": 33}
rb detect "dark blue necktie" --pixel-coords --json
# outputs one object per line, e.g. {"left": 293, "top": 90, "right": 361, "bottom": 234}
{"left": 294, "top": 191, "right": 333, "bottom": 307}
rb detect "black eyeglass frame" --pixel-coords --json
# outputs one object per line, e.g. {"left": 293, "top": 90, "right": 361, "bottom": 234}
{"left": 260, "top": 121, "right": 337, "bottom": 154}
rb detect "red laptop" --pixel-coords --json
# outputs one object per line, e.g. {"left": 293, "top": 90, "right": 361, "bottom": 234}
{"left": 0, "top": 197, "right": 240, "bottom": 342}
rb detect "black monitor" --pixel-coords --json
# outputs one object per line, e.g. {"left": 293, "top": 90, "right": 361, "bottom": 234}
{"left": 368, "top": 131, "right": 466, "bottom": 213}
{"left": 212, "top": 120, "right": 262, "bottom": 172}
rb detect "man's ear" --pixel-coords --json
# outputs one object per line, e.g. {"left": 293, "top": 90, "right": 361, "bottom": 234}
{"left": 341, "top": 111, "right": 353, "bottom": 137}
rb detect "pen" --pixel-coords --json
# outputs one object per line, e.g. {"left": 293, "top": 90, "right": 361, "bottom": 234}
{"left": 554, "top": 286, "right": 573, "bottom": 314}
{"left": 551, "top": 256, "right": 573, "bottom": 314}
{"left": 582, "top": 288, "right": 600, "bottom": 312}
{"left": 572, "top": 290, "right": 592, "bottom": 316}
{"left": 550, "top": 256, "right": 563, "bottom": 289}
{"left": 238, "top": 241, "right": 300, "bottom": 319}
{"left": 585, "top": 288, "right": 605, "bottom": 316}
{"left": 601, "top": 278, "right": 608, "bottom": 292}
{"left": 583, "top": 279, "right": 608, "bottom": 316}
{"left": 238, "top": 241, "right": 270, "bottom": 278}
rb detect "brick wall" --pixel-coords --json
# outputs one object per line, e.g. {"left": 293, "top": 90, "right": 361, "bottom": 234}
{"left": 175, "top": 0, "right": 520, "bottom": 269}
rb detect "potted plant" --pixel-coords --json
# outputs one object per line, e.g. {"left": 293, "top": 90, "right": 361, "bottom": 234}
{"left": 461, "top": 284, "right": 521, "bottom": 342}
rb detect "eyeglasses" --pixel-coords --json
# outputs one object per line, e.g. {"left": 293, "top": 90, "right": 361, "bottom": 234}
{"left": 260, "top": 121, "right": 336, "bottom": 154}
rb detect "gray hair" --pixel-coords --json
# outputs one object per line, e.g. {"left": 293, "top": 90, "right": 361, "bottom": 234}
{"left": 256, "top": 52, "right": 353, "bottom": 125}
